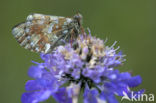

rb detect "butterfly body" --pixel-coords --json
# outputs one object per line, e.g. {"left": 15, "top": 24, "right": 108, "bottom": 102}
{"left": 12, "top": 13, "right": 82, "bottom": 53}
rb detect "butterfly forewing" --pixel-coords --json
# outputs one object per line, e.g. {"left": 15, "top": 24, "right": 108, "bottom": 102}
{"left": 12, "top": 13, "right": 74, "bottom": 53}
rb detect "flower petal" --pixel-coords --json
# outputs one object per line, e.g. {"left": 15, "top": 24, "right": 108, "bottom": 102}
{"left": 21, "top": 90, "right": 52, "bottom": 103}
{"left": 28, "top": 66, "right": 43, "bottom": 79}
{"left": 126, "top": 75, "right": 142, "bottom": 87}
{"left": 83, "top": 86, "right": 98, "bottom": 103}
{"left": 52, "top": 87, "right": 72, "bottom": 103}
{"left": 25, "top": 80, "right": 43, "bottom": 91}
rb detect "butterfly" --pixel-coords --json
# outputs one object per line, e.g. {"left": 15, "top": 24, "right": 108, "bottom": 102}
{"left": 12, "top": 13, "right": 83, "bottom": 53}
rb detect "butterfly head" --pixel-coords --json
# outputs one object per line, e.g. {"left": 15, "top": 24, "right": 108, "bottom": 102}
{"left": 73, "top": 13, "right": 83, "bottom": 27}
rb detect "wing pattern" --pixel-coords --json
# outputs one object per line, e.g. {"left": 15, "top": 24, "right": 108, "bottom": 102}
{"left": 12, "top": 13, "right": 73, "bottom": 53}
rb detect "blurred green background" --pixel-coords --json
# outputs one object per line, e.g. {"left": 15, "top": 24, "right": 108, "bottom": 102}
{"left": 0, "top": 0, "right": 156, "bottom": 103}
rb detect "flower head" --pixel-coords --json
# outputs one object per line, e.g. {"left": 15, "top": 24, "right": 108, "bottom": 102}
{"left": 22, "top": 32, "right": 143, "bottom": 103}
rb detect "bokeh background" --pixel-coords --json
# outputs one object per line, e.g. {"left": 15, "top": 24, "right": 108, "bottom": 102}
{"left": 0, "top": 0, "right": 156, "bottom": 103}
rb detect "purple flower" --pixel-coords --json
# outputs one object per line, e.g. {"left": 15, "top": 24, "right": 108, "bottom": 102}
{"left": 22, "top": 32, "right": 143, "bottom": 103}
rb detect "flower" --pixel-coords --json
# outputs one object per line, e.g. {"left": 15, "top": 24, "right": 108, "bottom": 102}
{"left": 21, "top": 32, "right": 143, "bottom": 103}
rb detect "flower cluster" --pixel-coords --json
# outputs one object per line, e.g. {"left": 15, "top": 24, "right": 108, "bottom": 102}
{"left": 22, "top": 33, "right": 143, "bottom": 103}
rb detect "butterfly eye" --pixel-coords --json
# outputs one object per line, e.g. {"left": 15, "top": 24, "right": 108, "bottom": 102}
{"left": 74, "top": 13, "right": 83, "bottom": 20}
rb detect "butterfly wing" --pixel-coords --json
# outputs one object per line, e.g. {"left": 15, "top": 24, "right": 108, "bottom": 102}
{"left": 12, "top": 13, "right": 73, "bottom": 53}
